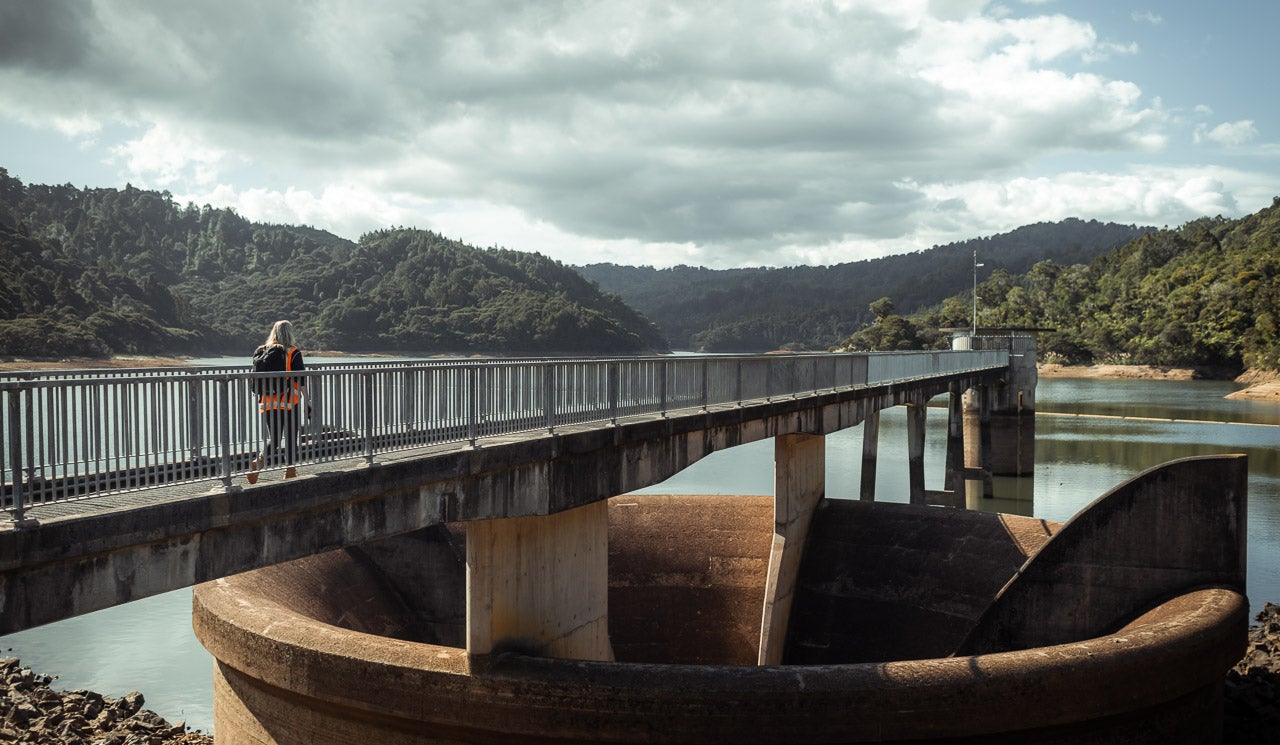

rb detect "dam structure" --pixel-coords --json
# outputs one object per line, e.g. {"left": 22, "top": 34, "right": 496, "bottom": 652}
{"left": 1, "top": 339, "right": 1249, "bottom": 743}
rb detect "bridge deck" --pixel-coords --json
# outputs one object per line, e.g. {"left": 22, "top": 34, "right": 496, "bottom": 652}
{"left": 0, "top": 352, "right": 1012, "bottom": 634}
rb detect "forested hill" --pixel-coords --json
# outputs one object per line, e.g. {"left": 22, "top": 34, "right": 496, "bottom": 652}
{"left": 879, "top": 199, "right": 1280, "bottom": 372}
{"left": 0, "top": 169, "right": 666, "bottom": 358}
{"left": 578, "top": 219, "right": 1151, "bottom": 352}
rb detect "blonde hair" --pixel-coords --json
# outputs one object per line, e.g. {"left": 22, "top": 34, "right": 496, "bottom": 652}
{"left": 265, "top": 320, "right": 296, "bottom": 348}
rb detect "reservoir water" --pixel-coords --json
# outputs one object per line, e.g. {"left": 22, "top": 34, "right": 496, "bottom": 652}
{"left": 3, "top": 373, "right": 1278, "bottom": 734}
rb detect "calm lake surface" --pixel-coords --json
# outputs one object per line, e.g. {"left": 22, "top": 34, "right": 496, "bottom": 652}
{"left": 3, "top": 372, "right": 1278, "bottom": 734}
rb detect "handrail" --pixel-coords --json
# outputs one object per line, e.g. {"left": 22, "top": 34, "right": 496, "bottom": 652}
{"left": 2, "top": 351, "right": 1008, "bottom": 518}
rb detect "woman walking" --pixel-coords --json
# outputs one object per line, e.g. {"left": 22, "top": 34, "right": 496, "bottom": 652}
{"left": 247, "top": 320, "right": 309, "bottom": 484}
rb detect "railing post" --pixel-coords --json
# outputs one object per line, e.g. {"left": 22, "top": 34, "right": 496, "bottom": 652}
{"left": 363, "top": 372, "right": 377, "bottom": 463}
{"left": 404, "top": 368, "right": 416, "bottom": 432}
{"left": 735, "top": 358, "right": 743, "bottom": 406}
{"left": 608, "top": 361, "right": 619, "bottom": 425}
{"left": 658, "top": 360, "right": 668, "bottom": 417}
{"left": 471, "top": 365, "right": 487, "bottom": 446}
{"left": 700, "top": 358, "right": 709, "bottom": 412}
{"left": 218, "top": 378, "right": 233, "bottom": 489}
{"left": 186, "top": 375, "right": 203, "bottom": 460}
{"left": 7, "top": 385, "right": 26, "bottom": 523}
{"left": 544, "top": 363, "right": 557, "bottom": 433}
{"left": 22, "top": 386, "right": 34, "bottom": 486}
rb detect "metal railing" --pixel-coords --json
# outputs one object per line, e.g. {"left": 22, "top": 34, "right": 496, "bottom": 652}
{"left": 2, "top": 351, "right": 1007, "bottom": 519}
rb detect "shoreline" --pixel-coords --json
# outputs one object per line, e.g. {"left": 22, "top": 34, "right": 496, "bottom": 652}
{"left": 1036, "top": 362, "right": 1238, "bottom": 381}
{"left": 1036, "top": 363, "right": 1280, "bottom": 402}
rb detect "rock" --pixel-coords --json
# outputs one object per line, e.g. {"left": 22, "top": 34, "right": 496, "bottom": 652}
{"left": 0, "top": 660, "right": 212, "bottom": 745}
{"left": 1224, "top": 603, "right": 1280, "bottom": 743}
{"left": 115, "top": 692, "right": 145, "bottom": 718}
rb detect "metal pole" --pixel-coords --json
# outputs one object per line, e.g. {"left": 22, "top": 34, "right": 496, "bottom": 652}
{"left": 608, "top": 361, "right": 619, "bottom": 425}
{"left": 187, "top": 375, "right": 203, "bottom": 461}
{"left": 544, "top": 363, "right": 556, "bottom": 433}
{"left": 471, "top": 366, "right": 481, "bottom": 448}
{"left": 700, "top": 358, "right": 709, "bottom": 412}
{"left": 218, "top": 378, "right": 233, "bottom": 489}
{"left": 972, "top": 249, "right": 984, "bottom": 335}
{"left": 545, "top": 366, "right": 555, "bottom": 435}
{"left": 7, "top": 386, "right": 25, "bottom": 522}
{"left": 735, "top": 358, "right": 743, "bottom": 406}
{"left": 658, "top": 360, "right": 668, "bottom": 417}
{"left": 364, "top": 372, "right": 376, "bottom": 463}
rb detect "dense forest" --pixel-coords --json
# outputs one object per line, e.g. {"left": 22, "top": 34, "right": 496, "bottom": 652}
{"left": 578, "top": 219, "right": 1151, "bottom": 352}
{"left": 838, "top": 199, "right": 1280, "bottom": 373}
{"left": 6, "top": 165, "right": 1275, "bottom": 372}
{"left": 0, "top": 169, "right": 666, "bottom": 357}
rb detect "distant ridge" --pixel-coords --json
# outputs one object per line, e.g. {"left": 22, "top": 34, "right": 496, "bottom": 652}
{"left": 0, "top": 168, "right": 666, "bottom": 358}
{"left": 578, "top": 219, "right": 1152, "bottom": 352}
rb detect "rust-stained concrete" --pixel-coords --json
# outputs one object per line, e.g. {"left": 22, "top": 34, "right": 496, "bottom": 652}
{"left": 784, "top": 500, "right": 1059, "bottom": 664}
{"left": 194, "top": 455, "right": 1249, "bottom": 743}
{"left": 609, "top": 495, "right": 773, "bottom": 666}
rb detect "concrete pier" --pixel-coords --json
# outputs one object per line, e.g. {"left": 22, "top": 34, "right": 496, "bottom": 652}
{"left": 954, "top": 329, "right": 1039, "bottom": 477}
{"left": 466, "top": 500, "right": 613, "bottom": 663}
{"left": 759, "top": 433, "right": 825, "bottom": 665}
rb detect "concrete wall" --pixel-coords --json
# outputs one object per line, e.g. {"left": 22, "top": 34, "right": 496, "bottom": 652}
{"left": 193, "top": 495, "right": 1247, "bottom": 744}
{"left": 785, "top": 500, "right": 1059, "bottom": 663}
{"left": 608, "top": 495, "right": 773, "bottom": 665}
{"left": 959, "top": 454, "right": 1248, "bottom": 654}
{"left": 466, "top": 500, "right": 612, "bottom": 662}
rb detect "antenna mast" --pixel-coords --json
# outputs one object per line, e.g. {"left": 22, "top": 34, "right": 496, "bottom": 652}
{"left": 972, "top": 250, "right": 984, "bottom": 335}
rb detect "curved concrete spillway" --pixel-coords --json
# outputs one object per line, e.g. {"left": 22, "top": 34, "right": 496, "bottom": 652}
{"left": 194, "top": 456, "right": 1248, "bottom": 744}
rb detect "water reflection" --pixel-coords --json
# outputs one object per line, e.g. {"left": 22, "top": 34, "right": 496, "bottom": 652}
{"left": 635, "top": 378, "right": 1280, "bottom": 619}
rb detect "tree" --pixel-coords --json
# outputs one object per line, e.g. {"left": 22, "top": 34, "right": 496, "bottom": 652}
{"left": 869, "top": 297, "right": 895, "bottom": 322}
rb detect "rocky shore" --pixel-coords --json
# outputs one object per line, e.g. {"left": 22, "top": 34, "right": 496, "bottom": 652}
{"left": 0, "top": 657, "right": 210, "bottom": 744}
{"left": 1226, "top": 602, "right": 1280, "bottom": 744}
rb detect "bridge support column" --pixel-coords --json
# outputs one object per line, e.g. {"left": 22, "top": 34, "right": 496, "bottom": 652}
{"left": 906, "top": 399, "right": 927, "bottom": 506}
{"left": 859, "top": 408, "right": 879, "bottom": 502}
{"left": 963, "top": 385, "right": 995, "bottom": 498}
{"left": 955, "top": 331, "right": 1037, "bottom": 478}
{"left": 466, "top": 500, "right": 613, "bottom": 664}
{"left": 990, "top": 334, "right": 1037, "bottom": 477}
{"left": 759, "top": 432, "right": 825, "bottom": 665}
{"left": 945, "top": 383, "right": 965, "bottom": 494}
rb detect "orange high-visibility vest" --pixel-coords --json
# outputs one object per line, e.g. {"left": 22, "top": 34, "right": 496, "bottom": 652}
{"left": 258, "top": 346, "right": 301, "bottom": 412}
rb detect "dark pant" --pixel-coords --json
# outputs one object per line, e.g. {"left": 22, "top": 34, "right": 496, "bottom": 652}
{"left": 259, "top": 407, "right": 300, "bottom": 467}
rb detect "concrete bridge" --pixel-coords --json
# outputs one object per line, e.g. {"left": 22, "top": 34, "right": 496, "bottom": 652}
{"left": 0, "top": 338, "right": 1034, "bottom": 640}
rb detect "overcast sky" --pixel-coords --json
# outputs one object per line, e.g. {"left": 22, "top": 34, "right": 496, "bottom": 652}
{"left": 1, "top": 1, "right": 1276, "bottom": 269}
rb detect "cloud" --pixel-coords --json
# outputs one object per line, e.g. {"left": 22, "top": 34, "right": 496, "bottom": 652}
{"left": 1194, "top": 120, "right": 1259, "bottom": 147}
{"left": 921, "top": 166, "right": 1254, "bottom": 232}
{"left": 0, "top": 0, "right": 1263, "bottom": 269}
{"left": 1131, "top": 11, "right": 1163, "bottom": 25}
{"left": 110, "top": 124, "right": 231, "bottom": 187}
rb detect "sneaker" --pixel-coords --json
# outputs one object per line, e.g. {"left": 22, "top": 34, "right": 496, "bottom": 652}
{"left": 246, "top": 457, "right": 263, "bottom": 485}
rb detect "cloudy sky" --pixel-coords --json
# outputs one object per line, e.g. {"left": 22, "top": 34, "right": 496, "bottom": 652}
{"left": 1, "top": 1, "right": 1276, "bottom": 269}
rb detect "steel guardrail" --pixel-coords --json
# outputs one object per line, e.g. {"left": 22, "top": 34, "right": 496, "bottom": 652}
{"left": 2, "top": 351, "right": 1008, "bottom": 520}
